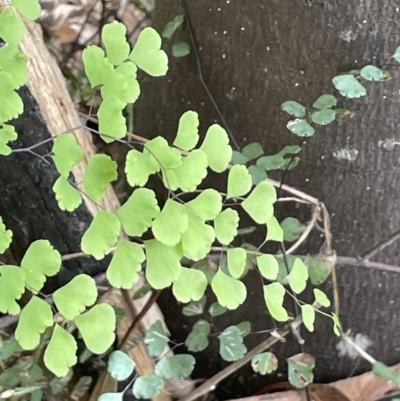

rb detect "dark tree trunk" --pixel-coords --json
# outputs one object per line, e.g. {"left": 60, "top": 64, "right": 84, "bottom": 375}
{"left": 134, "top": 0, "right": 400, "bottom": 397}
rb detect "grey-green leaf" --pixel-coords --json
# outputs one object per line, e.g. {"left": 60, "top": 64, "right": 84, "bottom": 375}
{"left": 281, "top": 217, "right": 306, "bottom": 242}
{"left": 107, "top": 351, "right": 135, "bottom": 381}
{"left": 248, "top": 165, "right": 267, "bottom": 185}
{"left": 360, "top": 65, "right": 384, "bottom": 81}
{"left": 145, "top": 320, "right": 169, "bottom": 357}
{"left": 208, "top": 302, "right": 227, "bottom": 317}
{"left": 286, "top": 119, "right": 315, "bottom": 137}
{"left": 306, "top": 254, "right": 330, "bottom": 285}
{"left": 231, "top": 150, "right": 249, "bottom": 165}
{"left": 185, "top": 320, "right": 210, "bottom": 352}
{"left": 182, "top": 296, "right": 206, "bottom": 316}
{"left": 242, "top": 142, "right": 264, "bottom": 160}
{"left": 332, "top": 74, "right": 367, "bottom": 98}
{"left": 287, "top": 353, "right": 315, "bottom": 388}
{"left": 162, "top": 15, "right": 184, "bottom": 39}
{"left": 393, "top": 46, "right": 400, "bottom": 63}
{"left": 172, "top": 41, "right": 191, "bottom": 57}
{"left": 133, "top": 375, "right": 164, "bottom": 399}
{"left": 219, "top": 326, "right": 247, "bottom": 362}
{"left": 155, "top": 355, "right": 195, "bottom": 379}
{"left": 312, "top": 94, "right": 337, "bottom": 109}
{"left": 311, "top": 109, "right": 336, "bottom": 125}
{"left": 281, "top": 101, "right": 306, "bottom": 118}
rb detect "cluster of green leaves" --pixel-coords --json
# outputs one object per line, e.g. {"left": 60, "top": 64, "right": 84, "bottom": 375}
{"left": 161, "top": 14, "right": 191, "bottom": 58}
{"left": 0, "top": 1, "right": 41, "bottom": 155}
{"left": 0, "top": 228, "right": 116, "bottom": 378}
{"left": 280, "top": 62, "right": 393, "bottom": 137}
{"left": 231, "top": 141, "right": 301, "bottom": 184}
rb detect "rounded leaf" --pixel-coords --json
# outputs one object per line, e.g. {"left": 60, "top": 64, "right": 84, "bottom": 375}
{"left": 129, "top": 27, "right": 168, "bottom": 76}
{"left": 98, "top": 97, "right": 127, "bottom": 142}
{"left": 266, "top": 216, "right": 283, "bottom": 242}
{"left": 332, "top": 74, "right": 367, "bottom": 98}
{"left": 173, "top": 110, "right": 199, "bottom": 151}
{"left": 102, "top": 21, "right": 130, "bottom": 65}
{"left": 200, "top": 124, "right": 233, "bottom": 173}
{"left": 301, "top": 304, "right": 315, "bottom": 332}
{"left": 214, "top": 208, "right": 239, "bottom": 245}
{"left": 52, "top": 133, "right": 83, "bottom": 178}
{"left": 185, "top": 320, "right": 210, "bottom": 352}
{"left": 0, "top": 44, "right": 27, "bottom": 88}
{"left": 74, "top": 304, "right": 116, "bottom": 354}
{"left": 82, "top": 46, "right": 114, "bottom": 87}
{"left": 312, "top": 94, "right": 337, "bottom": 110}
{"left": 227, "top": 165, "right": 252, "bottom": 199}
{"left": 219, "top": 326, "right": 247, "bottom": 362}
{"left": 257, "top": 254, "right": 279, "bottom": 280}
{"left": 311, "top": 109, "right": 336, "bottom": 125}
{"left": 263, "top": 283, "right": 288, "bottom": 322}
{"left": 44, "top": 324, "right": 77, "bottom": 377}
{"left": 172, "top": 268, "right": 207, "bottom": 302}
{"left": 251, "top": 352, "right": 278, "bottom": 375}
{"left": 227, "top": 248, "right": 247, "bottom": 279}
{"left": 53, "top": 274, "right": 98, "bottom": 320}
{"left": 107, "top": 351, "right": 135, "bottom": 381}
{"left": 172, "top": 41, "right": 191, "bottom": 57}
{"left": 0, "top": 265, "right": 26, "bottom": 315}
{"left": 360, "top": 65, "right": 384, "bottom": 81}
{"left": 281, "top": 101, "right": 306, "bottom": 117}
{"left": 11, "top": 0, "right": 41, "bottom": 20}
{"left": 0, "top": 8, "right": 26, "bottom": 45}
{"left": 211, "top": 269, "right": 247, "bottom": 310}
{"left": 242, "top": 181, "right": 276, "bottom": 224}
{"left": 145, "top": 320, "right": 168, "bottom": 357}
{"left": 0, "top": 217, "right": 12, "bottom": 254}
{"left": 0, "top": 124, "right": 18, "bottom": 156}
{"left": 175, "top": 150, "right": 208, "bottom": 192}
{"left": 286, "top": 119, "right": 315, "bottom": 137}
{"left": 133, "top": 376, "right": 164, "bottom": 399}
{"left": 186, "top": 189, "right": 222, "bottom": 221}
{"left": 313, "top": 288, "right": 331, "bottom": 307}
{"left": 155, "top": 355, "right": 195, "bottom": 379}
{"left": 53, "top": 176, "right": 82, "bottom": 212}
{"left": 286, "top": 258, "right": 309, "bottom": 294}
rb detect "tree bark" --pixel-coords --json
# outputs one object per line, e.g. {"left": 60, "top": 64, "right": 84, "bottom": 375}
{"left": 133, "top": 0, "right": 400, "bottom": 397}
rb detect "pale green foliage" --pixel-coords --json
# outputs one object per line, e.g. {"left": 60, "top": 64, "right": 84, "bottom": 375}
{"left": 99, "top": 393, "right": 123, "bottom": 401}
{"left": 312, "top": 94, "right": 337, "bottom": 109}
{"left": 81, "top": 210, "right": 120, "bottom": 260}
{"left": 145, "top": 239, "right": 182, "bottom": 289}
{"left": 332, "top": 74, "right": 366, "bottom": 98}
{"left": 286, "top": 258, "right": 308, "bottom": 294}
{"left": 113, "top": 62, "right": 140, "bottom": 103}
{"left": 52, "top": 134, "right": 83, "bottom": 177}
{"left": 252, "top": 352, "right": 278, "bottom": 375}
{"left": 107, "top": 351, "right": 135, "bottom": 380}
{"left": 102, "top": 21, "right": 130, "bottom": 65}
{"left": 286, "top": 119, "right": 315, "bottom": 137}
{"left": 0, "top": 44, "right": 27, "bottom": 88}
{"left": 107, "top": 240, "right": 145, "bottom": 289}
{"left": 98, "top": 97, "right": 127, "bottom": 142}
{"left": 173, "top": 110, "right": 199, "bottom": 150}
{"left": 174, "top": 149, "right": 208, "bottom": 191}
{"left": 185, "top": 320, "right": 210, "bottom": 352}
{"left": 257, "top": 254, "right": 279, "bottom": 280}
{"left": 53, "top": 274, "right": 97, "bottom": 320}
{"left": 219, "top": 326, "right": 247, "bottom": 361}
{"left": 11, "top": 0, "right": 41, "bottom": 20}
{"left": 44, "top": 325, "right": 77, "bottom": 377}
{"left": 125, "top": 149, "right": 156, "bottom": 186}
{"left": 133, "top": 376, "right": 164, "bottom": 399}
{"left": 227, "top": 165, "right": 252, "bottom": 199}
{"left": 129, "top": 27, "right": 168, "bottom": 76}
{"left": 242, "top": 181, "right": 276, "bottom": 224}
{"left": 211, "top": 269, "right": 247, "bottom": 309}
{"left": 200, "top": 124, "right": 232, "bottom": 172}
{"left": 117, "top": 188, "right": 160, "bottom": 236}
{"left": 0, "top": 265, "right": 26, "bottom": 314}
{"left": 0, "top": 71, "right": 24, "bottom": 122}
{"left": 360, "top": 65, "right": 384, "bottom": 81}
{"left": 181, "top": 208, "right": 215, "bottom": 261}
{"left": 265, "top": 216, "right": 283, "bottom": 242}
{"left": 0, "top": 8, "right": 25, "bottom": 45}
{"left": 152, "top": 199, "right": 188, "bottom": 246}
{"left": 332, "top": 312, "right": 341, "bottom": 336}
{"left": 172, "top": 267, "right": 207, "bottom": 302}
{"left": 21, "top": 240, "right": 61, "bottom": 293}
{"left": 155, "top": 355, "right": 195, "bottom": 379}
{"left": 52, "top": 176, "right": 82, "bottom": 211}
{"left": 301, "top": 304, "right": 315, "bottom": 332}
{"left": 0, "top": 217, "right": 12, "bottom": 253}
{"left": 15, "top": 296, "right": 53, "bottom": 350}
{"left": 74, "top": 304, "right": 116, "bottom": 354}
{"left": 227, "top": 248, "right": 247, "bottom": 278}
{"left": 263, "top": 283, "right": 288, "bottom": 322}
{"left": 214, "top": 208, "right": 239, "bottom": 244}
{"left": 0, "top": 124, "right": 18, "bottom": 155}
{"left": 83, "top": 154, "right": 118, "bottom": 202}
{"left": 281, "top": 100, "right": 306, "bottom": 117}
{"left": 394, "top": 46, "right": 400, "bottom": 62}
{"left": 186, "top": 189, "right": 222, "bottom": 220}
{"left": 145, "top": 320, "right": 168, "bottom": 357}
{"left": 82, "top": 46, "right": 114, "bottom": 87}
{"left": 311, "top": 109, "right": 336, "bottom": 125}
{"left": 313, "top": 288, "right": 331, "bottom": 307}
